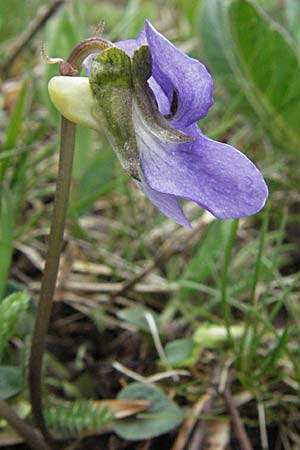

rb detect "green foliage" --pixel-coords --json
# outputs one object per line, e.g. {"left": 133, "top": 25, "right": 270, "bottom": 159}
{"left": 179, "top": 220, "right": 230, "bottom": 302}
{"left": 164, "top": 338, "right": 194, "bottom": 366}
{"left": 199, "top": 0, "right": 300, "bottom": 154}
{"left": 45, "top": 401, "right": 112, "bottom": 437}
{"left": 1, "top": 0, "right": 300, "bottom": 447}
{"left": 285, "top": 0, "right": 300, "bottom": 44}
{"left": 0, "top": 291, "right": 30, "bottom": 361}
{"left": 117, "top": 306, "right": 161, "bottom": 333}
{"left": 0, "top": 366, "right": 22, "bottom": 399}
{"left": 112, "top": 383, "right": 183, "bottom": 440}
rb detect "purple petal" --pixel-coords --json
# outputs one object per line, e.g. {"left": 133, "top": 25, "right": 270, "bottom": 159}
{"left": 134, "top": 178, "right": 191, "bottom": 228}
{"left": 115, "top": 30, "right": 170, "bottom": 115}
{"left": 148, "top": 77, "right": 170, "bottom": 116}
{"left": 134, "top": 111, "right": 268, "bottom": 218}
{"left": 114, "top": 39, "right": 139, "bottom": 57}
{"left": 114, "top": 30, "right": 147, "bottom": 56}
{"left": 144, "top": 20, "right": 214, "bottom": 127}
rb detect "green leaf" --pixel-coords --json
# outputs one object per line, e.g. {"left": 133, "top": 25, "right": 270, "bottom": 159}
{"left": 112, "top": 383, "right": 183, "bottom": 440}
{"left": 199, "top": 0, "right": 300, "bottom": 153}
{"left": 164, "top": 338, "right": 194, "bottom": 365}
{"left": 117, "top": 306, "right": 161, "bottom": 333}
{"left": 75, "top": 146, "right": 115, "bottom": 214}
{"left": 0, "top": 366, "right": 22, "bottom": 399}
{"left": 0, "top": 291, "right": 31, "bottom": 360}
{"left": 45, "top": 401, "right": 112, "bottom": 438}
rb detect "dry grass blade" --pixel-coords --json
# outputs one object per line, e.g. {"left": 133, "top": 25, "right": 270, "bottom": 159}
{"left": 109, "top": 213, "right": 215, "bottom": 301}
{"left": 171, "top": 392, "right": 214, "bottom": 450}
{"left": 93, "top": 399, "right": 150, "bottom": 419}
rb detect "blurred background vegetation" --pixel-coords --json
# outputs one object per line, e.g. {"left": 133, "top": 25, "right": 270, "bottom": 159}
{"left": 0, "top": 0, "right": 300, "bottom": 449}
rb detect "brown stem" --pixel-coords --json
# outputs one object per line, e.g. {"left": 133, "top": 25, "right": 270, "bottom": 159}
{"left": 28, "top": 117, "right": 76, "bottom": 446}
{"left": 0, "top": 398, "right": 52, "bottom": 450}
{"left": 223, "top": 387, "right": 253, "bottom": 450}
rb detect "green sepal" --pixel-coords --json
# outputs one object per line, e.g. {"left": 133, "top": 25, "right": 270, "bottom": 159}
{"left": 88, "top": 45, "right": 193, "bottom": 182}
{"left": 89, "top": 47, "right": 140, "bottom": 179}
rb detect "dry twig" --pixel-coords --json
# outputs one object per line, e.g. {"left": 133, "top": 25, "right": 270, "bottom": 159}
{"left": 223, "top": 387, "right": 254, "bottom": 450}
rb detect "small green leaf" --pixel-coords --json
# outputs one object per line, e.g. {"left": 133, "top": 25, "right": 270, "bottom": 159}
{"left": 0, "top": 291, "right": 31, "bottom": 360}
{"left": 112, "top": 383, "right": 183, "bottom": 440}
{"left": 45, "top": 400, "right": 112, "bottom": 438}
{"left": 0, "top": 366, "right": 22, "bottom": 399}
{"left": 164, "top": 339, "right": 194, "bottom": 366}
{"left": 117, "top": 306, "right": 161, "bottom": 333}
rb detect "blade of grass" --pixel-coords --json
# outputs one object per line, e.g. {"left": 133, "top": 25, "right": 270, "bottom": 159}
{"left": 0, "top": 188, "right": 13, "bottom": 301}
{"left": 0, "top": 81, "right": 27, "bottom": 186}
{"left": 221, "top": 218, "right": 239, "bottom": 342}
{"left": 238, "top": 209, "right": 269, "bottom": 371}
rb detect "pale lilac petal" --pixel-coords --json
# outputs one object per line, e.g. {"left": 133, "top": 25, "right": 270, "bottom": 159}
{"left": 115, "top": 39, "right": 139, "bottom": 57}
{"left": 134, "top": 113, "right": 268, "bottom": 218}
{"left": 83, "top": 52, "right": 99, "bottom": 76}
{"left": 148, "top": 77, "right": 170, "bottom": 116}
{"left": 134, "top": 178, "right": 191, "bottom": 228}
{"left": 144, "top": 20, "right": 214, "bottom": 127}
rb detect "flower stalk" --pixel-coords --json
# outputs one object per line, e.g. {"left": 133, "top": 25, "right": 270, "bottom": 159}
{"left": 28, "top": 36, "right": 112, "bottom": 446}
{"left": 28, "top": 117, "right": 76, "bottom": 445}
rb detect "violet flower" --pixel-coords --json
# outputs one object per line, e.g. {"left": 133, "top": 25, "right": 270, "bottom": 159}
{"left": 48, "top": 20, "right": 268, "bottom": 227}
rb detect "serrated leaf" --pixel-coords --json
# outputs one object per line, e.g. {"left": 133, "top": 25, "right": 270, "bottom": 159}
{"left": 45, "top": 401, "right": 111, "bottom": 438}
{"left": 0, "top": 291, "right": 30, "bottom": 360}
{"left": 200, "top": 0, "right": 300, "bottom": 153}
{"left": 45, "top": 398, "right": 150, "bottom": 438}
{"left": 112, "top": 383, "right": 183, "bottom": 440}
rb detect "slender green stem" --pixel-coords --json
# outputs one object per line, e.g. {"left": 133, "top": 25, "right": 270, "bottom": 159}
{"left": 28, "top": 36, "right": 113, "bottom": 447}
{"left": 28, "top": 117, "right": 76, "bottom": 446}
{"left": 0, "top": 398, "right": 52, "bottom": 450}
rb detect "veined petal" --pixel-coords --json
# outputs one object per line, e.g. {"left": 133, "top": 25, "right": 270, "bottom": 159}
{"left": 134, "top": 178, "right": 191, "bottom": 228}
{"left": 115, "top": 39, "right": 139, "bottom": 56}
{"left": 144, "top": 20, "right": 214, "bottom": 127}
{"left": 48, "top": 76, "right": 99, "bottom": 130}
{"left": 134, "top": 112, "right": 268, "bottom": 218}
{"left": 115, "top": 30, "right": 147, "bottom": 56}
